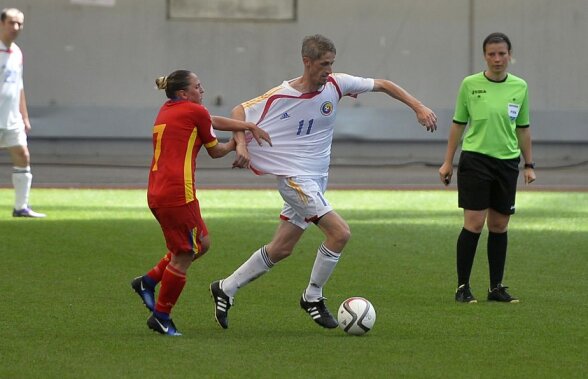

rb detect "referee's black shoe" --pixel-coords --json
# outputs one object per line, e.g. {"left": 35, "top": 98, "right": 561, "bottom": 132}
{"left": 487, "top": 284, "right": 519, "bottom": 303}
{"left": 455, "top": 284, "right": 477, "bottom": 303}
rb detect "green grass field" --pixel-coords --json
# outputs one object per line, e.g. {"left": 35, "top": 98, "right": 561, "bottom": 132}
{"left": 1, "top": 189, "right": 586, "bottom": 378}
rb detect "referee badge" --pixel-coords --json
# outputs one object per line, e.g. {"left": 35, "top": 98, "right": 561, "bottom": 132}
{"left": 508, "top": 103, "right": 520, "bottom": 121}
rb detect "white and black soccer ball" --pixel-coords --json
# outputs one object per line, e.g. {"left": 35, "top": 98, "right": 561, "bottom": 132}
{"left": 337, "top": 297, "right": 376, "bottom": 336}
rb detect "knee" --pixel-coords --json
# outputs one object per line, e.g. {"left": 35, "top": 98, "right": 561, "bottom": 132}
{"left": 193, "top": 238, "right": 210, "bottom": 260}
{"left": 200, "top": 238, "right": 210, "bottom": 254}
{"left": 465, "top": 224, "right": 484, "bottom": 234}
{"left": 12, "top": 147, "right": 30, "bottom": 166}
{"left": 22, "top": 151, "right": 30, "bottom": 165}
{"left": 170, "top": 253, "right": 193, "bottom": 271}
{"left": 464, "top": 217, "right": 485, "bottom": 234}
{"left": 266, "top": 243, "right": 293, "bottom": 262}
{"left": 334, "top": 224, "right": 351, "bottom": 246}
{"left": 329, "top": 221, "right": 351, "bottom": 247}
{"left": 487, "top": 211, "right": 510, "bottom": 233}
{"left": 487, "top": 221, "right": 508, "bottom": 233}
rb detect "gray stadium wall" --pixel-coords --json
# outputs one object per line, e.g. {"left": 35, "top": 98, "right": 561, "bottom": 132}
{"left": 14, "top": 0, "right": 588, "bottom": 143}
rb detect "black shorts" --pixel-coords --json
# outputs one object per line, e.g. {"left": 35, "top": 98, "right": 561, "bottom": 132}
{"left": 457, "top": 151, "right": 520, "bottom": 215}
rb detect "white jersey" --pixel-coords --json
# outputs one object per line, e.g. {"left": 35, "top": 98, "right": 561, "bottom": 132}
{"left": 243, "top": 73, "right": 374, "bottom": 176}
{"left": 0, "top": 41, "right": 24, "bottom": 130}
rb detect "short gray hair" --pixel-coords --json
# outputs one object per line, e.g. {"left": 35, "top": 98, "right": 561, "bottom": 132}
{"left": 301, "top": 34, "right": 336, "bottom": 60}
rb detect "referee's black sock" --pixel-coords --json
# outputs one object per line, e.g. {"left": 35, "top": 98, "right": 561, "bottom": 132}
{"left": 456, "top": 228, "right": 481, "bottom": 287}
{"left": 487, "top": 231, "right": 508, "bottom": 290}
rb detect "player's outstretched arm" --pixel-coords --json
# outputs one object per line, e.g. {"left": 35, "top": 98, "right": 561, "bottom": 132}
{"left": 372, "top": 79, "right": 437, "bottom": 132}
{"left": 231, "top": 132, "right": 250, "bottom": 169}
{"left": 207, "top": 138, "right": 237, "bottom": 159}
{"left": 231, "top": 105, "right": 250, "bottom": 169}
{"left": 211, "top": 115, "right": 272, "bottom": 146}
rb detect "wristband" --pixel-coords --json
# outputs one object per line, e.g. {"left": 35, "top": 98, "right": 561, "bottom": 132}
{"left": 524, "top": 162, "right": 535, "bottom": 169}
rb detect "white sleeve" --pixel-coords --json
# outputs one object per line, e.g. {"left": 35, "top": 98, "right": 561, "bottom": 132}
{"left": 242, "top": 98, "right": 265, "bottom": 123}
{"left": 332, "top": 73, "right": 374, "bottom": 97}
{"left": 242, "top": 84, "right": 285, "bottom": 123}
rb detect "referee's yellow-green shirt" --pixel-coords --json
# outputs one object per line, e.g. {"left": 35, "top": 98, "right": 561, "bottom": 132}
{"left": 453, "top": 72, "right": 530, "bottom": 160}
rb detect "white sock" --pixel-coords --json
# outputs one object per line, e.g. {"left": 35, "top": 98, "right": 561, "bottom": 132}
{"left": 12, "top": 166, "right": 32, "bottom": 210}
{"left": 304, "top": 244, "right": 340, "bottom": 302}
{"left": 222, "top": 246, "right": 274, "bottom": 298}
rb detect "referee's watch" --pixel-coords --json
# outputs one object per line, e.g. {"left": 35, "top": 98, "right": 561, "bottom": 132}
{"left": 524, "top": 162, "right": 536, "bottom": 169}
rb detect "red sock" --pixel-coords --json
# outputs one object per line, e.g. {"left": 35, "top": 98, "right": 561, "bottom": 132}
{"left": 146, "top": 252, "right": 172, "bottom": 284}
{"left": 155, "top": 264, "right": 187, "bottom": 315}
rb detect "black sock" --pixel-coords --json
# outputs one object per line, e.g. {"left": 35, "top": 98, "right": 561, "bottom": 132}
{"left": 457, "top": 228, "right": 481, "bottom": 287}
{"left": 487, "top": 231, "right": 508, "bottom": 290}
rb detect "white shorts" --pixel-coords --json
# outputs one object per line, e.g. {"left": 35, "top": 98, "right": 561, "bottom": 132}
{"left": 277, "top": 175, "right": 332, "bottom": 230}
{"left": 0, "top": 128, "right": 27, "bottom": 149}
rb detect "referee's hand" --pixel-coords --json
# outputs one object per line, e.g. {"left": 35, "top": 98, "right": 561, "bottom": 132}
{"left": 439, "top": 163, "right": 453, "bottom": 186}
{"left": 524, "top": 168, "right": 536, "bottom": 184}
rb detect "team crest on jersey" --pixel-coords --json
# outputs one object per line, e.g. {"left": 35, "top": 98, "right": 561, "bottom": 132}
{"left": 320, "top": 101, "right": 334, "bottom": 116}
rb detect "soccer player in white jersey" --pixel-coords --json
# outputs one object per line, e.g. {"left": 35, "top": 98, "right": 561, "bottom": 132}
{"left": 0, "top": 8, "right": 45, "bottom": 217}
{"left": 210, "top": 34, "right": 437, "bottom": 329}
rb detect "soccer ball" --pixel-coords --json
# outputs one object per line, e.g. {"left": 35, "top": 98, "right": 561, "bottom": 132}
{"left": 337, "top": 297, "right": 376, "bottom": 336}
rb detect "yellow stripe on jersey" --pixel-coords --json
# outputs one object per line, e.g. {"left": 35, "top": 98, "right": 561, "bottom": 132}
{"left": 184, "top": 128, "right": 198, "bottom": 203}
{"left": 287, "top": 178, "right": 308, "bottom": 205}
{"left": 242, "top": 85, "right": 284, "bottom": 110}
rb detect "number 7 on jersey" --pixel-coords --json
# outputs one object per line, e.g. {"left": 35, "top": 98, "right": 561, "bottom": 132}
{"left": 152, "top": 124, "right": 166, "bottom": 171}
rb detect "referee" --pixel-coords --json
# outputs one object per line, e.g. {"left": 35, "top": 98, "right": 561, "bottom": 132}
{"left": 439, "top": 32, "right": 536, "bottom": 303}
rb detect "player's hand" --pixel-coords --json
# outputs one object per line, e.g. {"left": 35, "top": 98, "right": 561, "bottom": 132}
{"left": 416, "top": 106, "right": 438, "bottom": 132}
{"left": 439, "top": 163, "right": 453, "bottom": 186}
{"left": 247, "top": 123, "right": 272, "bottom": 146}
{"left": 23, "top": 119, "right": 32, "bottom": 134}
{"left": 233, "top": 143, "right": 251, "bottom": 169}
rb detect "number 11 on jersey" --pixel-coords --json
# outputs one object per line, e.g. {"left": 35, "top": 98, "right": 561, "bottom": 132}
{"left": 296, "top": 119, "right": 314, "bottom": 136}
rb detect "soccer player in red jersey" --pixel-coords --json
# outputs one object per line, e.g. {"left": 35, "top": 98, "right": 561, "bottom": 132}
{"left": 131, "top": 69, "right": 271, "bottom": 336}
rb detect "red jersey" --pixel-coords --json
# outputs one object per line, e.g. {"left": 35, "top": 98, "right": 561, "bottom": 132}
{"left": 147, "top": 100, "right": 218, "bottom": 208}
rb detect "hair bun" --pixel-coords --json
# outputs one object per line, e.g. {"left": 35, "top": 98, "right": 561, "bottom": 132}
{"left": 155, "top": 76, "right": 168, "bottom": 90}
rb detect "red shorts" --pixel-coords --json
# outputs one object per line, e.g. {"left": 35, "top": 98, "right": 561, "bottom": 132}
{"left": 150, "top": 200, "right": 208, "bottom": 256}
